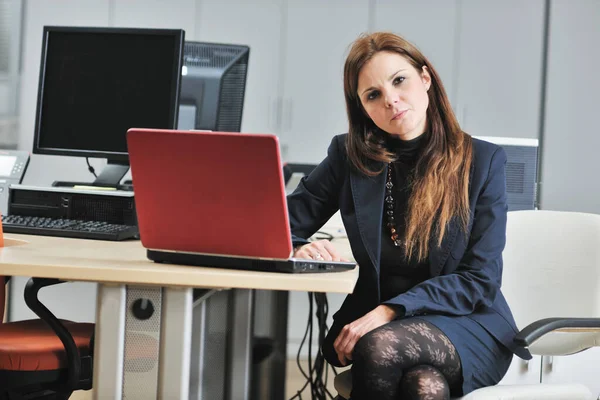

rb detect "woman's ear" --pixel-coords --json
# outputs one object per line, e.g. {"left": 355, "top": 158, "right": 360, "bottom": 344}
{"left": 421, "top": 66, "right": 432, "bottom": 91}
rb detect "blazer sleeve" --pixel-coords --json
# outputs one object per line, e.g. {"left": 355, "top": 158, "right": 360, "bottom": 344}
{"left": 287, "top": 135, "right": 346, "bottom": 247}
{"left": 383, "top": 147, "right": 508, "bottom": 317}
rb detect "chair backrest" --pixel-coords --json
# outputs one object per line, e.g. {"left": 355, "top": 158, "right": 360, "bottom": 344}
{"left": 501, "top": 210, "right": 600, "bottom": 354}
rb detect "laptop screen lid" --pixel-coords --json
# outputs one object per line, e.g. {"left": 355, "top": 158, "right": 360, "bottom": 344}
{"left": 127, "top": 128, "right": 293, "bottom": 259}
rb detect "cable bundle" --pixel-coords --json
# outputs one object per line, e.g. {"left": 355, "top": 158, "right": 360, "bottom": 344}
{"left": 289, "top": 292, "right": 339, "bottom": 400}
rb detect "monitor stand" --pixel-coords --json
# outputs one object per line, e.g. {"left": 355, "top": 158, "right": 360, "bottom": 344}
{"left": 52, "top": 161, "right": 132, "bottom": 191}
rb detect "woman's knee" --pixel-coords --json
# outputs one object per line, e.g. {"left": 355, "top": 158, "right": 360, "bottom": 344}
{"left": 352, "top": 325, "right": 402, "bottom": 367}
{"left": 399, "top": 365, "right": 450, "bottom": 400}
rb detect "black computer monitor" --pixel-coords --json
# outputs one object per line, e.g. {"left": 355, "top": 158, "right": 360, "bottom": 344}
{"left": 33, "top": 26, "right": 184, "bottom": 188}
{"left": 178, "top": 41, "right": 249, "bottom": 132}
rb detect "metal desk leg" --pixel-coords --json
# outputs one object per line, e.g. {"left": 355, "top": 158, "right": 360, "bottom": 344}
{"left": 94, "top": 285, "right": 193, "bottom": 400}
{"left": 251, "top": 290, "right": 288, "bottom": 400}
{"left": 93, "top": 284, "right": 126, "bottom": 400}
{"left": 227, "top": 288, "right": 254, "bottom": 400}
{"left": 158, "top": 287, "right": 193, "bottom": 399}
{"left": 189, "top": 289, "right": 220, "bottom": 400}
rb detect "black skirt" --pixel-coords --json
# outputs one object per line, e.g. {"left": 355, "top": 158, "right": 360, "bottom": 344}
{"left": 415, "top": 314, "right": 513, "bottom": 396}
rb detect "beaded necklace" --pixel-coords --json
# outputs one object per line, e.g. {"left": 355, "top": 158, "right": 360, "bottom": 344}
{"left": 384, "top": 164, "right": 403, "bottom": 247}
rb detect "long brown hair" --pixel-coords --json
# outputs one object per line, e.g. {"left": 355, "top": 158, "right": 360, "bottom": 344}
{"left": 344, "top": 32, "right": 473, "bottom": 261}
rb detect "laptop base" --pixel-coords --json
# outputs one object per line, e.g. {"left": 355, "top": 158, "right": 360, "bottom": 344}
{"left": 147, "top": 250, "right": 355, "bottom": 274}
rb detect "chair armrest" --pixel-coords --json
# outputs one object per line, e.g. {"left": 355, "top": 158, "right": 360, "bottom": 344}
{"left": 24, "top": 278, "right": 81, "bottom": 394}
{"left": 515, "top": 317, "right": 600, "bottom": 347}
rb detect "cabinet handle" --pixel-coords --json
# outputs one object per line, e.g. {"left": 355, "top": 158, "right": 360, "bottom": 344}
{"left": 270, "top": 97, "right": 283, "bottom": 132}
{"left": 268, "top": 96, "right": 273, "bottom": 131}
{"left": 284, "top": 98, "right": 293, "bottom": 132}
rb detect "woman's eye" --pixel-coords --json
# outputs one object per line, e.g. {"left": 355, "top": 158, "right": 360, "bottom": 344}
{"left": 367, "top": 91, "right": 379, "bottom": 101}
{"left": 393, "top": 76, "right": 405, "bottom": 85}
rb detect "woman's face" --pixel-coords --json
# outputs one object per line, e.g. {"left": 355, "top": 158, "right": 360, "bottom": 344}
{"left": 357, "top": 51, "right": 431, "bottom": 140}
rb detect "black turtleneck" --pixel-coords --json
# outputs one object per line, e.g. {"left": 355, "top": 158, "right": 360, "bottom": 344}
{"left": 379, "top": 133, "right": 430, "bottom": 303}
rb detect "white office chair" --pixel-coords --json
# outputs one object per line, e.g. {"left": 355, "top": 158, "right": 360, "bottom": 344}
{"left": 334, "top": 210, "right": 600, "bottom": 399}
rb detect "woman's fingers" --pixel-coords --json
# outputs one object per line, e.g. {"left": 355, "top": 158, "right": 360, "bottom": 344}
{"left": 333, "top": 328, "right": 349, "bottom": 366}
{"left": 319, "top": 240, "right": 342, "bottom": 261}
{"left": 339, "top": 325, "right": 357, "bottom": 360}
{"left": 293, "top": 240, "right": 341, "bottom": 261}
{"left": 334, "top": 323, "right": 362, "bottom": 365}
{"left": 293, "top": 245, "right": 318, "bottom": 260}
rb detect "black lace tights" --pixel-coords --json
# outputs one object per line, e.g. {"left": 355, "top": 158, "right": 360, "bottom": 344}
{"left": 350, "top": 319, "right": 462, "bottom": 400}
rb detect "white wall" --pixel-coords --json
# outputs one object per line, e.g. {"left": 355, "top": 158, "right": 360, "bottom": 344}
{"left": 0, "top": 0, "right": 23, "bottom": 147}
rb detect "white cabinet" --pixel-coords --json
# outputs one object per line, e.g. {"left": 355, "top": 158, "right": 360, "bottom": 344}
{"left": 539, "top": 0, "right": 600, "bottom": 213}
{"left": 111, "top": 0, "right": 284, "bottom": 138}
{"left": 280, "top": 0, "right": 369, "bottom": 163}
{"left": 372, "top": 0, "right": 546, "bottom": 140}
{"left": 195, "top": 0, "right": 284, "bottom": 136}
{"left": 112, "top": 0, "right": 196, "bottom": 33}
{"left": 372, "top": 0, "right": 460, "bottom": 106}
{"left": 455, "top": 0, "right": 545, "bottom": 139}
{"left": 0, "top": 0, "right": 22, "bottom": 127}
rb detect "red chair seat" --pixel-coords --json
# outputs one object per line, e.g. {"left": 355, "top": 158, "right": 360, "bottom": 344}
{"left": 0, "top": 319, "right": 94, "bottom": 371}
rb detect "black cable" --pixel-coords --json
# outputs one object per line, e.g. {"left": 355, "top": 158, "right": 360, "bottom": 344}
{"left": 315, "top": 292, "right": 337, "bottom": 399}
{"left": 313, "top": 231, "right": 334, "bottom": 241}
{"left": 289, "top": 294, "right": 315, "bottom": 400}
{"left": 289, "top": 292, "right": 338, "bottom": 400}
{"left": 311, "top": 294, "right": 323, "bottom": 399}
{"left": 85, "top": 157, "right": 97, "bottom": 178}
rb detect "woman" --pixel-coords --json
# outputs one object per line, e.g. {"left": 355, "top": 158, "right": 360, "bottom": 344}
{"left": 287, "top": 32, "right": 531, "bottom": 399}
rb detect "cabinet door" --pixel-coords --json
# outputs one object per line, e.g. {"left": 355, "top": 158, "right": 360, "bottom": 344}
{"left": 539, "top": 0, "right": 600, "bottom": 213}
{"left": 281, "top": 0, "right": 369, "bottom": 163}
{"left": 372, "top": 0, "right": 459, "bottom": 106}
{"left": 112, "top": 0, "right": 196, "bottom": 33}
{"left": 455, "top": 0, "right": 545, "bottom": 138}
{"left": 541, "top": 351, "right": 600, "bottom": 398}
{"left": 196, "top": 0, "right": 284, "bottom": 135}
{"left": 497, "top": 355, "right": 542, "bottom": 386}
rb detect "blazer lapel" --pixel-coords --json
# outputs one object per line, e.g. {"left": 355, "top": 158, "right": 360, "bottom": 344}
{"left": 350, "top": 163, "right": 387, "bottom": 272}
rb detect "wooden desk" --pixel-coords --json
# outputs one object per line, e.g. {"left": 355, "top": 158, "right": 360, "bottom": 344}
{"left": 0, "top": 235, "right": 358, "bottom": 400}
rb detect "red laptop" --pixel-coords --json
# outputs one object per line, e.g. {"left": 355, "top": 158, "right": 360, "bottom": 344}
{"left": 126, "top": 128, "right": 355, "bottom": 273}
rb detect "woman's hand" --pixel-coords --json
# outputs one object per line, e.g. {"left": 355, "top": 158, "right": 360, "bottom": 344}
{"left": 293, "top": 240, "right": 349, "bottom": 262}
{"left": 333, "top": 305, "right": 398, "bottom": 366}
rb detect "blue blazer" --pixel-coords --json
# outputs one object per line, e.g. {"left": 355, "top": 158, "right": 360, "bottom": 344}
{"left": 287, "top": 134, "right": 531, "bottom": 361}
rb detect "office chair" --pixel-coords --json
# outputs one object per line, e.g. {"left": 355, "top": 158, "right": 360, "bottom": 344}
{"left": 0, "top": 275, "right": 94, "bottom": 399}
{"left": 334, "top": 210, "right": 600, "bottom": 399}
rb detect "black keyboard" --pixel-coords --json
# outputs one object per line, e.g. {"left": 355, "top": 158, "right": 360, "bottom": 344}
{"left": 1, "top": 215, "right": 139, "bottom": 241}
